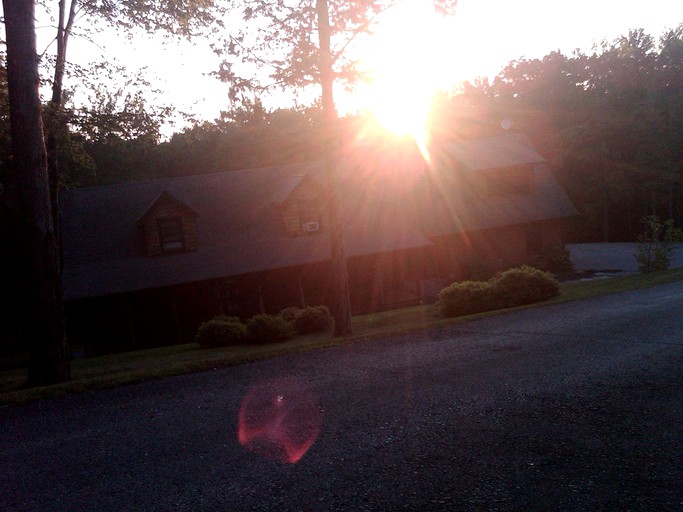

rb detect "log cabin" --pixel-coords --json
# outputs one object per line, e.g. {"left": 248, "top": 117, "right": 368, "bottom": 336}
{"left": 61, "top": 133, "right": 576, "bottom": 354}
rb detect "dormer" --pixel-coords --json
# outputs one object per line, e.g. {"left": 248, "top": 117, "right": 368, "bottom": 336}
{"left": 136, "top": 191, "right": 199, "bottom": 256}
{"left": 274, "top": 175, "right": 329, "bottom": 237}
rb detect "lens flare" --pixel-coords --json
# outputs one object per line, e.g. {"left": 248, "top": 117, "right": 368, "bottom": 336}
{"left": 238, "top": 378, "right": 323, "bottom": 464}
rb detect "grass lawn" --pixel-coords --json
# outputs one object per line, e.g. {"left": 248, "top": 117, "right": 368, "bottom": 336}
{"left": 2, "top": 267, "right": 683, "bottom": 406}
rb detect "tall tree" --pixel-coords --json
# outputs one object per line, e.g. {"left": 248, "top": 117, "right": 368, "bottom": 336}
{"left": 315, "top": 0, "right": 352, "bottom": 334}
{"left": 220, "top": 0, "right": 457, "bottom": 335}
{"left": 3, "top": 0, "right": 70, "bottom": 384}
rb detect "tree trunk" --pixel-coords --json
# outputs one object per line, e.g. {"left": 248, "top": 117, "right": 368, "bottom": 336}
{"left": 3, "top": 0, "right": 71, "bottom": 385}
{"left": 601, "top": 161, "right": 610, "bottom": 242}
{"left": 316, "top": 0, "right": 352, "bottom": 336}
{"left": 46, "top": 0, "right": 77, "bottom": 267}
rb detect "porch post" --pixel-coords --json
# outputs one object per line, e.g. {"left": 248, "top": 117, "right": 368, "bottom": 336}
{"left": 298, "top": 271, "right": 307, "bottom": 308}
{"left": 169, "top": 289, "right": 183, "bottom": 344}
{"left": 258, "top": 276, "right": 265, "bottom": 314}
{"left": 215, "top": 280, "right": 225, "bottom": 316}
{"left": 125, "top": 293, "right": 137, "bottom": 348}
{"left": 377, "top": 268, "right": 385, "bottom": 309}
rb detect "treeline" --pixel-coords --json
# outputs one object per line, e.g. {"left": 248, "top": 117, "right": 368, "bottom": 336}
{"left": 58, "top": 100, "right": 332, "bottom": 188}
{"left": 2, "top": 27, "right": 683, "bottom": 244}
{"left": 432, "top": 26, "right": 683, "bottom": 242}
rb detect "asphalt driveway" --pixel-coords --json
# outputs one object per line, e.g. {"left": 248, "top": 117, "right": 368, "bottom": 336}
{"left": 568, "top": 242, "right": 683, "bottom": 274}
{"left": 2, "top": 280, "right": 683, "bottom": 511}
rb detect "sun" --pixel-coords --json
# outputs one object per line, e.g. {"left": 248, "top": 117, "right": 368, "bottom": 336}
{"left": 365, "top": 70, "right": 434, "bottom": 146}
{"left": 355, "top": 2, "right": 454, "bottom": 148}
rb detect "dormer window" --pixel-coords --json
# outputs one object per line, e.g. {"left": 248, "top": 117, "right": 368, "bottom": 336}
{"left": 275, "top": 175, "right": 328, "bottom": 236}
{"left": 136, "top": 191, "right": 198, "bottom": 256}
{"left": 157, "top": 216, "right": 185, "bottom": 253}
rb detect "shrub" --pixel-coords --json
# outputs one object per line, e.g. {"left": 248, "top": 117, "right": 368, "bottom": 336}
{"left": 278, "top": 306, "right": 302, "bottom": 324}
{"left": 246, "top": 314, "right": 293, "bottom": 344}
{"left": 293, "top": 305, "right": 334, "bottom": 334}
{"left": 438, "top": 280, "right": 498, "bottom": 318}
{"left": 212, "top": 315, "right": 242, "bottom": 324}
{"left": 195, "top": 317, "right": 246, "bottom": 348}
{"left": 493, "top": 265, "right": 559, "bottom": 307}
{"left": 636, "top": 216, "right": 683, "bottom": 272}
{"left": 542, "top": 245, "right": 574, "bottom": 274}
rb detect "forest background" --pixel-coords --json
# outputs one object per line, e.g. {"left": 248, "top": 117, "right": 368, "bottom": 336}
{"left": 3, "top": 25, "right": 682, "bottom": 241}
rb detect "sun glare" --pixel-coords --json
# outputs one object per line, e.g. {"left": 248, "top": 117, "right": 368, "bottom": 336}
{"left": 356, "top": 3, "right": 453, "bottom": 147}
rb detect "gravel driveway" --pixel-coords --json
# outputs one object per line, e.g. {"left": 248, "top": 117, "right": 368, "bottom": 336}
{"left": 2, "top": 281, "right": 683, "bottom": 511}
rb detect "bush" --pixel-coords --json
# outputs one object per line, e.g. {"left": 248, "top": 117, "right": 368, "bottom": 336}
{"left": 542, "top": 245, "right": 574, "bottom": 274}
{"left": 293, "top": 305, "right": 334, "bottom": 334}
{"left": 636, "top": 216, "right": 683, "bottom": 272}
{"left": 212, "top": 315, "right": 242, "bottom": 324}
{"left": 246, "top": 314, "right": 293, "bottom": 344}
{"left": 438, "top": 265, "right": 560, "bottom": 318}
{"left": 493, "top": 265, "right": 559, "bottom": 307}
{"left": 195, "top": 317, "right": 246, "bottom": 348}
{"left": 438, "top": 280, "right": 498, "bottom": 318}
{"left": 278, "top": 306, "right": 302, "bottom": 324}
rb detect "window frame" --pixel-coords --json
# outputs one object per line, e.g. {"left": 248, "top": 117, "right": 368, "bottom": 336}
{"left": 157, "top": 216, "right": 185, "bottom": 254}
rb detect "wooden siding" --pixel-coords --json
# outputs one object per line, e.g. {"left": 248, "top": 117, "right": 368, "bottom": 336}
{"left": 140, "top": 199, "right": 198, "bottom": 256}
{"left": 430, "top": 220, "right": 567, "bottom": 281}
{"left": 280, "top": 181, "right": 329, "bottom": 236}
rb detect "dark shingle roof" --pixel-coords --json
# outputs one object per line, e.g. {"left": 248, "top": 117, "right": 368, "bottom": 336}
{"left": 444, "top": 132, "right": 547, "bottom": 171}
{"left": 417, "top": 163, "right": 577, "bottom": 238}
{"left": 61, "top": 161, "right": 430, "bottom": 300}
{"left": 135, "top": 190, "right": 199, "bottom": 226}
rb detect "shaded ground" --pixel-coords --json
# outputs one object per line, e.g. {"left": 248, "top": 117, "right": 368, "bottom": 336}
{"left": 2, "top": 281, "right": 683, "bottom": 511}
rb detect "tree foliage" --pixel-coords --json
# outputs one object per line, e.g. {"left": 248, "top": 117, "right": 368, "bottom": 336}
{"left": 217, "top": 0, "right": 457, "bottom": 101}
{"left": 41, "top": 22, "right": 683, "bottom": 246}
{"left": 636, "top": 215, "right": 683, "bottom": 272}
{"left": 433, "top": 26, "right": 683, "bottom": 242}
{"left": 35, "top": 0, "right": 227, "bottom": 186}
{"left": 53, "top": 0, "right": 226, "bottom": 36}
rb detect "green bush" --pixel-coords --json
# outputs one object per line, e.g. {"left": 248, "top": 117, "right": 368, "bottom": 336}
{"left": 493, "top": 265, "right": 560, "bottom": 307}
{"left": 636, "top": 216, "right": 683, "bottom": 272}
{"left": 212, "top": 315, "right": 242, "bottom": 324}
{"left": 438, "top": 280, "right": 498, "bottom": 318}
{"left": 293, "top": 305, "right": 334, "bottom": 334}
{"left": 246, "top": 314, "right": 293, "bottom": 344}
{"left": 195, "top": 317, "right": 246, "bottom": 348}
{"left": 438, "top": 265, "right": 560, "bottom": 318}
{"left": 278, "top": 306, "right": 302, "bottom": 324}
{"left": 542, "top": 245, "right": 574, "bottom": 274}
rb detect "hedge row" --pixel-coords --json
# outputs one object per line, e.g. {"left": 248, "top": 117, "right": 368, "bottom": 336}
{"left": 439, "top": 266, "right": 560, "bottom": 318}
{"left": 195, "top": 306, "right": 334, "bottom": 349}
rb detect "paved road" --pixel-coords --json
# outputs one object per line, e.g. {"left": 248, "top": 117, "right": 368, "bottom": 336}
{"left": 2, "top": 282, "right": 683, "bottom": 511}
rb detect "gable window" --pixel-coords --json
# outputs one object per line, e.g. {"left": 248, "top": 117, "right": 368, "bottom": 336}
{"left": 157, "top": 216, "right": 184, "bottom": 253}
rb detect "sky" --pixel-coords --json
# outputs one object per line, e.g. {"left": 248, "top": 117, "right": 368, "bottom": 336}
{"left": 29, "top": 0, "right": 683, "bottom": 133}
